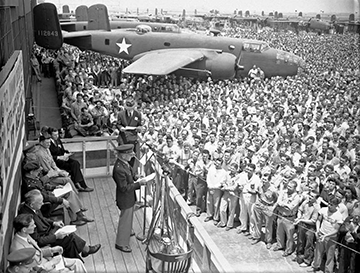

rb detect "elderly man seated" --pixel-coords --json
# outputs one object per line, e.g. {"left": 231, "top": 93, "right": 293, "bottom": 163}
{"left": 11, "top": 213, "right": 87, "bottom": 272}
{"left": 19, "top": 189, "right": 101, "bottom": 260}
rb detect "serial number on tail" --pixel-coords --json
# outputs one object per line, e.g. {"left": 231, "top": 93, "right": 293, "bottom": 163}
{"left": 36, "top": 30, "right": 59, "bottom": 37}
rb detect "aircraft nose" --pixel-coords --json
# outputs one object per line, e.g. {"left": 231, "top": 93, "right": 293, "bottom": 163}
{"left": 274, "top": 50, "right": 305, "bottom": 75}
{"left": 292, "top": 54, "right": 306, "bottom": 70}
{"left": 298, "top": 57, "right": 306, "bottom": 69}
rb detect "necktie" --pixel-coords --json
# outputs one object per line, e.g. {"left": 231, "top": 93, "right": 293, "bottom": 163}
{"left": 28, "top": 238, "right": 42, "bottom": 263}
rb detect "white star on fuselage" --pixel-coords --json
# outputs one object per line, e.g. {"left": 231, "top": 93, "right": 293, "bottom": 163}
{"left": 116, "top": 38, "right": 131, "bottom": 54}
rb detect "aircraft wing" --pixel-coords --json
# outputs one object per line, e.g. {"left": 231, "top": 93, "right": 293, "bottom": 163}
{"left": 62, "top": 30, "right": 92, "bottom": 38}
{"left": 123, "top": 49, "right": 204, "bottom": 75}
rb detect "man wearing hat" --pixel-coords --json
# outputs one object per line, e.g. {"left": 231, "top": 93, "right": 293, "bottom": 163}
{"left": 116, "top": 97, "right": 142, "bottom": 173}
{"left": 6, "top": 248, "right": 36, "bottom": 273}
{"left": 113, "top": 144, "right": 149, "bottom": 253}
{"left": 22, "top": 160, "right": 93, "bottom": 226}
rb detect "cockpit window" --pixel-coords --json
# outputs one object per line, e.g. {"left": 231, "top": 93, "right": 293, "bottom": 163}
{"left": 243, "top": 42, "right": 267, "bottom": 53}
{"left": 136, "top": 25, "right": 152, "bottom": 34}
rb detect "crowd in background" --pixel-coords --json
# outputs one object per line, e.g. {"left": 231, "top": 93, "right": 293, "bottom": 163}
{"left": 28, "top": 24, "right": 360, "bottom": 273}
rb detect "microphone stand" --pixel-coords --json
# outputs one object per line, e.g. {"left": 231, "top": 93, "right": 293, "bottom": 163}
{"left": 134, "top": 142, "right": 147, "bottom": 209}
{"left": 137, "top": 143, "right": 175, "bottom": 243}
{"left": 136, "top": 148, "right": 156, "bottom": 242}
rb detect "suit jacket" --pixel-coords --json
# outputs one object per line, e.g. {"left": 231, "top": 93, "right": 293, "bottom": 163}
{"left": 116, "top": 109, "right": 142, "bottom": 144}
{"left": 18, "top": 204, "right": 57, "bottom": 247}
{"left": 112, "top": 158, "right": 140, "bottom": 210}
{"left": 49, "top": 138, "right": 68, "bottom": 161}
{"left": 11, "top": 234, "right": 86, "bottom": 273}
{"left": 10, "top": 233, "right": 52, "bottom": 265}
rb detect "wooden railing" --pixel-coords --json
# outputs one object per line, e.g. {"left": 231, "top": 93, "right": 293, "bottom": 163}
{"left": 61, "top": 136, "right": 118, "bottom": 178}
{"left": 164, "top": 175, "right": 235, "bottom": 273}
{"left": 28, "top": 136, "right": 118, "bottom": 177}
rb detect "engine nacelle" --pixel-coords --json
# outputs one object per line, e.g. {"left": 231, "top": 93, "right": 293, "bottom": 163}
{"left": 182, "top": 51, "right": 237, "bottom": 80}
{"left": 204, "top": 52, "right": 237, "bottom": 79}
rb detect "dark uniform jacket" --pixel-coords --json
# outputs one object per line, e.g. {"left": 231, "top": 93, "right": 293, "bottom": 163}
{"left": 116, "top": 110, "right": 142, "bottom": 144}
{"left": 112, "top": 158, "right": 140, "bottom": 210}
{"left": 22, "top": 175, "right": 62, "bottom": 206}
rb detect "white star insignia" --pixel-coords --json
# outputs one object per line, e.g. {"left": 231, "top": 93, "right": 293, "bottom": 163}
{"left": 116, "top": 38, "right": 131, "bottom": 55}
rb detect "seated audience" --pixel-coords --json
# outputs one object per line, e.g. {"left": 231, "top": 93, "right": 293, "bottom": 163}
{"left": 11, "top": 213, "right": 87, "bottom": 272}
{"left": 18, "top": 189, "right": 101, "bottom": 260}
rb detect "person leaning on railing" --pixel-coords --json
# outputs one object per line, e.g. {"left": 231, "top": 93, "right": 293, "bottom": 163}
{"left": 310, "top": 196, "right": 343, "bottom": 273}
{"left": 193, "top": 149, "right": 212, "bottom": 217}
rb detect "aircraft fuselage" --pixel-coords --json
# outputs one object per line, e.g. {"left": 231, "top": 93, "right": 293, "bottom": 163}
{"left": 64, "top": 29, "right": 302, "bottom": 78}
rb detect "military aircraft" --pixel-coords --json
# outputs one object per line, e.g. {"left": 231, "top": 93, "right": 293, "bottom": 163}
{"left": 61, "top": 20, "right": 181, "bottom": 33}
{"left": 306, "top": 18, "right": 333, "bottom": 33}
{"left": 33, "top": 3, "right": 304, "bottom": 80}
{"left": 59, "top": 5, "right": 181, "bottom": 33}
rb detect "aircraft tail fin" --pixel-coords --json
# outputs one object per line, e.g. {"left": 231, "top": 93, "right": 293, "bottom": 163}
{"left": 76, "top": 5, "right": 88, "bottom": 21}
{"left": 62, "top": 5, "right": 70, "bottom": 14}
{"left": 88, "top": 4, "right": 110, "bottom": 31}
{"left": 33, "top": 3, "right": 63, "bottom": 50}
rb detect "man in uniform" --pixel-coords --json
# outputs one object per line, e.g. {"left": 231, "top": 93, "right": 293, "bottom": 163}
{"left": 6, "top": 248, "right": 36, "bottom": 273}
{"left": 116, "top": 97, "right": 142, "bottom": 174}
{"left": 113, "top": 144, "right": 150, "bottom": 253}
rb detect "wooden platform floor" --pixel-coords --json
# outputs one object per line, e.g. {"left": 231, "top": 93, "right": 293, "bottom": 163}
{"left": 76, "top": 177, "right": 149, "bottom": 273}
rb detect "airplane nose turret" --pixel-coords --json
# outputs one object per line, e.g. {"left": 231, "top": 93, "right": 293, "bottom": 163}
{"left": 273, "top": 49, "right": 304, "bottom": 76}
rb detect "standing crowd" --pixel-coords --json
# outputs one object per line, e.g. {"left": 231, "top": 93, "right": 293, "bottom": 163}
{"left": 12, "top": 23, "right": 360, "bottom": 273}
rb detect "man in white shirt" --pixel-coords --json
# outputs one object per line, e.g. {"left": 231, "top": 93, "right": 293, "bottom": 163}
{"left": 204, "top": 155, "right": 229, "bottom": 225}
{"left": 310, "top": 197, "right": 343, "bottom": 273}
{"left": 236, "top": 163, "right": 261, "bottom": 236}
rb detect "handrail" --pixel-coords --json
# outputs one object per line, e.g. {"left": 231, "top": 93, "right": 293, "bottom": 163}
{"left": 165, "top": 176, "right": 235, "bottom": 273}
{"left": 143, "top": 149, "right": 235, "bottom": 273}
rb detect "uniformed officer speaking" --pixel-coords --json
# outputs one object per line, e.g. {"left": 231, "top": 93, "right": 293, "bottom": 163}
{"left": 113, "top": 144, "right": 149, "bottom": 253}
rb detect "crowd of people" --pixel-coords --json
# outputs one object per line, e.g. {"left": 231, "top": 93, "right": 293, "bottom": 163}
{"left": 11, "top": 21, "right": 360, "bottom": 273}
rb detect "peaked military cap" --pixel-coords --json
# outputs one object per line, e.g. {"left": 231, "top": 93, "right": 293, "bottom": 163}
{"left": 7, "top": 248, "right": 36, "bottom": 266}
{"left": 115, "top": 144, "right": 134, "bottom": 153}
